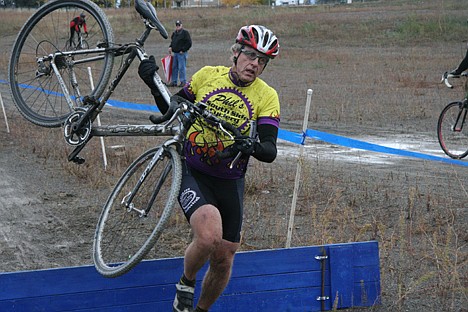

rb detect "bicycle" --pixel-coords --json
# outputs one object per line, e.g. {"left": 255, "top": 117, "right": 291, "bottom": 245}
{"left": 438, "top": 72, "right": 468, "bottom": 159}
{"left": 9, "top": 0, "right": 250, "bottom": 278}
{"left": 66, "top": 30, "right": 89, "bottom": 51}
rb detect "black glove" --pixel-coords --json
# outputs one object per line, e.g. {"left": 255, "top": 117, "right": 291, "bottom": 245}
{"left": 234, "top": 135, "right": 255, "bottom": 155}
{"left": 138, "top": 55, "right": 159, "bottom": 88}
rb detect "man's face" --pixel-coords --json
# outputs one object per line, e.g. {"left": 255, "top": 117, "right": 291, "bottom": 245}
{"left": 234, "top": 47, "right": 269, "bottom": 83}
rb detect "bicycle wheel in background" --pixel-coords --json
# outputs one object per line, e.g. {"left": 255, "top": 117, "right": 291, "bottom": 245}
{"left": 437, "top": 101, "right": 468, "bottom": 159}
{"left": 8, "top": 0, "right": 114, "bottom": 127}
{"left": 93, "top": 146, "right": 182, "bottom": 278}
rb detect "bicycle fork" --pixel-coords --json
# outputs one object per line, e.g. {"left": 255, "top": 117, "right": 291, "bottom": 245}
{"left": 121, "top": 148, "right": 173, "bottom": 217}
{"left": 452, "top": 102, "right": 467, "bottom": 132}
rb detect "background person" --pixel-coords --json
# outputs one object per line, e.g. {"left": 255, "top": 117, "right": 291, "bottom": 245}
{"left": 139, "top": 25, "right": 280, "bottom": 312}
{"left": 169, "top": 20, "right": 192, "bottom": 87}
{"left": 450, "top": 42, "right": 468, "bottom": 76}
{"left": 69, "top": 12, "right": 87, "bottom": 47}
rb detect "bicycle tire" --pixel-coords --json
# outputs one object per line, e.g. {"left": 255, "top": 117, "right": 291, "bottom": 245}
{"left": 93, "top": 146, "right": 182, "bottom": 278}
{"left": 8, "top": 0, "right": 114, "bottom": 128}
{"left": 437, "top": 101, "right": 468, "bottom": 159}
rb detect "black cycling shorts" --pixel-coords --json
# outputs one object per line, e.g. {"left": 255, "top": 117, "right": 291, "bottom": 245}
{"left": 178, "top": 161, "right": 244, "bottom": 243}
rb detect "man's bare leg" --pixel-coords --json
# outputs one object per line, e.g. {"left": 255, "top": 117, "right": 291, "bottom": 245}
{"left": 182, "top": 204, "right": 239, "bottom": 310}
{"left": 196, "top": 240, "right": 238, "bottom": 310}
{"left": 183, "top": 204, "right": 223, "bottom": 280}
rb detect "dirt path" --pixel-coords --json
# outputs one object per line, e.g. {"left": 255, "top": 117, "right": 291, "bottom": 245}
{"left": 0, "top": 129, "right": 99, "bottom": 271}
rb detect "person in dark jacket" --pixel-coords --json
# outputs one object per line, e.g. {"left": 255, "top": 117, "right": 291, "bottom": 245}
{"left": 169, "top": 20, "right": 192, "bottom": 87}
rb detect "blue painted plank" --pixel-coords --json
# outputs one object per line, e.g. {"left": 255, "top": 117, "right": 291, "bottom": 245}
{"left": 212, "top": 286, "right": 331, "bottom": 312}
{"left": 328, "top": 242, "right": 381, "bottom": 308}
{"left": 329, "top": 244, "right": 354, "bottom": 308}
{"left": 350, "top": 241, "right": 380, "bottom": 267}
{"left": 0, "top": 241, "right": 380, "bottom": 311}
{"left": 230, "top": 246, "right": 324, "bottom": 276}
{"left": 354, "top": 266, "right": 380, "bottom": 282}
{"left": 1, "top": 246, "right": 324, "bottom": 300}
{"left": 0, "top": 258, "right": 183, "bottom": 300}
{"left": 0, "top": 271, "right": 329, "bottom": 311}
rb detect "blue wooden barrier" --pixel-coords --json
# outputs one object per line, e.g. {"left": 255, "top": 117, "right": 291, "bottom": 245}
{"left": 0, "top": 241, "right": 380, "bottom": 311}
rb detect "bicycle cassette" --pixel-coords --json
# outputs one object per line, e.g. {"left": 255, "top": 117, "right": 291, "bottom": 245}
{"left": 63, "top": 108, "right": 92, "bottom": 146}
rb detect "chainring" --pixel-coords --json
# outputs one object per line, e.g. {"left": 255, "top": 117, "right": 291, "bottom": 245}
{"left": 63, "top": 108, "right": 92, "bottom": 146}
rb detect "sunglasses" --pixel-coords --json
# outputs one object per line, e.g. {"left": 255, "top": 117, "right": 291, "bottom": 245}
{"left": 240, "top": 49, "right": 269, "bottom": 66}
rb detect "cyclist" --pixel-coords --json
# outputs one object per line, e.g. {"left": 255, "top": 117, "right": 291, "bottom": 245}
{"left": 139, "top": 25, "right": 280, "bottom": 312}
{"left": 69, "top": 12, "right": 88, "bottom": 47}
{"left": 450, "top": 42, "right": 468, "bottom": 76}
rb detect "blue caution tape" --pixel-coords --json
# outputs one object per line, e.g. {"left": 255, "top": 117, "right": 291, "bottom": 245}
{"left": 1, "top": 79, "right": 466, "bottom": 167}
{"left": 0, "top": 79, "right": 160, "bottom": 113}
{"left": 106, "top": 99, "right": 160, "bottom": 112}
{"left": 303, "top": 129, "right": 468, "bottom": 167}
{"left": 278, "top": 128, "right": 304, "bottom": 145}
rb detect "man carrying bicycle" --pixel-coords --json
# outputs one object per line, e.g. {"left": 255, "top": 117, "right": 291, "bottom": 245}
{"left": 139, "top": 25, "right": 280, "bottom": 312}
{"left": 69, "top": 12, "right": 88, "bottom": 47}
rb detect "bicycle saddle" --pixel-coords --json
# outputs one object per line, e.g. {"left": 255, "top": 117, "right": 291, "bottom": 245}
{"left": 135, "top": 0, "right": 168, "bottom": 39}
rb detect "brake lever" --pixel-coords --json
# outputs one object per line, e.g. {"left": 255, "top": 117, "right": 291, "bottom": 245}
{"left": 229, "top": 120, "right": 257, "bottom": 169}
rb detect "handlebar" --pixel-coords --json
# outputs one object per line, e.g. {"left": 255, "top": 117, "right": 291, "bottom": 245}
{"left": 150, "top": 97, "right": 250, "bottom": 164}
{"left": 441, "top": 71, "right": 468, "bottom": 89}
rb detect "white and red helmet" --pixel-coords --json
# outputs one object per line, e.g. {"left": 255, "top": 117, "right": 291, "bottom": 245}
{"left": 236, "top": 25, "right": 279, "bottom": 58}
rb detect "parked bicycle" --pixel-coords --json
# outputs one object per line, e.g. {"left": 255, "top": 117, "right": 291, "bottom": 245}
{"left": 438, "top": 72, "right": 468, "bottom": 159}
{"left": 9, "top": 0, "right": 252, "bottom": 278}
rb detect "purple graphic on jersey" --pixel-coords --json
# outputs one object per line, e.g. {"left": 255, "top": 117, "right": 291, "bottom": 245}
{"left": 201, "top": 87, "right": 252, "bottom": 131}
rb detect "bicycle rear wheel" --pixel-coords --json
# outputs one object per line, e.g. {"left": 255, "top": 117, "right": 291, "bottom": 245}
{"left": 93, "top": 146, "right": 182, "bottom": 278}
{"left": 9, "top": 0, "right": 114, "bottom": 127}
{"left": 437, "top": 101, "right": 468, "bottom": 159}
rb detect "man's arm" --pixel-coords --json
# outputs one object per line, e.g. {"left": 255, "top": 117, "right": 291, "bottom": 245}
{"left": 138, "top": 56, "right": 169, "bottom": 114}
{"left": 183, "top": 30, "right": 192, "bottom": 52}
{"left": 252, "top": 124, "right": 278, "bottom": 163}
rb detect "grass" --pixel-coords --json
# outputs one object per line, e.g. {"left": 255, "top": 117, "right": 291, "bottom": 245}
{"left": 0, "top": 0, "right": 467, "bottom": 310}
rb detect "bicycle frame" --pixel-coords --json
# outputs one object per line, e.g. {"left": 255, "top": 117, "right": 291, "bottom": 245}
{"left": 37, "top": 47, "right": 108, "bottom": 110}
{"left": 62, "top": 10, "right": 172, "bottom": 162}
{"left": 122, "top": 146, "right": 175, "bottom": 217}
{"left": 442, "top": 72, "right": 468, "bottom": 131}
{"left": 452, "top": 101, "right": 468, "bottom": 132}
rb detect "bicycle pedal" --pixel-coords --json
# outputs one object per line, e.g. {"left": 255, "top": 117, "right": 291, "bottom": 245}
{"left": 71, "top": 156, "right": 86, "bottom": 164}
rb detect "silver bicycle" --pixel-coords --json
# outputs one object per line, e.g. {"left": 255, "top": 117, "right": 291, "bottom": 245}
{"left": 9, "top": 0, "right": 247, "bottom": 278}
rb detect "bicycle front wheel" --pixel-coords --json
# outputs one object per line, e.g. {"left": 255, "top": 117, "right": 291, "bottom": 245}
{"left": 93, "top": 146, "right": 182, "bottom": 278}
{"left": 437, "top": 101, "right": 468, "bottom": 159}
{"left": 9, "top": 0, "right": 114, "bottom": 127}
